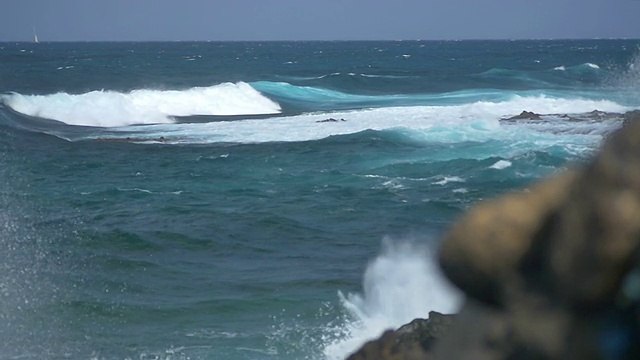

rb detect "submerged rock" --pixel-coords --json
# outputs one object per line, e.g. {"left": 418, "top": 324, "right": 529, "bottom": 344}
{"left": 316, "top": 117, "right": 347, "bottom": 123}
{"left": 94, "top": 136, "right": 168, "bottom": 143}
{"left": 583, "top": 109, "right": 622, "bottom": 121}
{"left": 560, "top": 110, "right": 623, "bottom": 122}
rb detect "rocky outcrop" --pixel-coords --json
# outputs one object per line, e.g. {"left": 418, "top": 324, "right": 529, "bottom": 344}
{"left": 622, "top": 110, "right": 640, "bottom": 128}
{"left": 503, "top": 111, "right": 542, "bottom": 121}
{"left": 501, "top": 110, "right": 624, "bottom": 123}
{"left": 436, "top": 110, "right": 640, "bottom": 359}
{"left": 345, "top": 110, "right": 640, "bottom": 360}
{"left": 439, "top": 171, "right": 578, "bottom": 306}
{"left": 316, "top": 117, "right": 347, "bottom": 123}
{"left": 346, "top": 312, "right": 455, "bottom": 360}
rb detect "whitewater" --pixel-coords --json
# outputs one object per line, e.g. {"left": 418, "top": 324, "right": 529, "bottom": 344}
{"left": 1, "top": 82, "right": 282, "bottom": 126}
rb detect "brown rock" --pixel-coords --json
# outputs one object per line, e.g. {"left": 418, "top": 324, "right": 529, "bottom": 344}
{"left": 434, "top": 109, "right": 640, "bottom": 359}
{"left": 622, "top": 110, "right": 640, "bottom": 128}
{"left": 394, "top": 312, "right": 455, "bottom": 351}
{"left": 345, "top": 311, "right": 455, "bottom": 360}
{"left": 438, "top": 171, "right": 578, "bottom": 306}
{"left": 346, "top": 330, "right": 427, "bottom": 360}
{"left": 548, "top": 112, "right": 640, "bottom": 307}
{"left": 440, "top": 111, "right": 640, "bottom": 308}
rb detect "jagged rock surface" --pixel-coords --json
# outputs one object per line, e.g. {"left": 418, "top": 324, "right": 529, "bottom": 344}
{"left": 503, "top": 111, "right": 542, "bottom": 121}
{"left": 346, "top": 312, "right": 455, "bottom": 360}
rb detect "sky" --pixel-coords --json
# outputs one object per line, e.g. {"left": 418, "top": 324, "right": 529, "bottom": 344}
{"left": 1, "top": 0, "right": 639, "bottom": 42}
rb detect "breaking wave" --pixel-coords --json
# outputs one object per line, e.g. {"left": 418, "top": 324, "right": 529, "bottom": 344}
{"left": 1, "top": 82, "right": 281, "bottom": 127}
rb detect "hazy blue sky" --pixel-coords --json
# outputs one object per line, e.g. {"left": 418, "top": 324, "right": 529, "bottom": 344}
{"left": 1, "top": 0, "right": 639, "bottom": 41}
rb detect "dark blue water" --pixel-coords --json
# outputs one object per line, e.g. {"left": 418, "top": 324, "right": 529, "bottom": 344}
{"left": 1, "top": 40, "right": 639, "bottom": 360}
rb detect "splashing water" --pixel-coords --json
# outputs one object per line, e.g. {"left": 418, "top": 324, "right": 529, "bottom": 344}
{"left": 606, "top": 46, "right": 640, "bottom": 98}
{"left": 623, "top": 48, "right": 640, "bottom": 87}
{"left": 321, "top": 239, "right": 462, "bottom": 360}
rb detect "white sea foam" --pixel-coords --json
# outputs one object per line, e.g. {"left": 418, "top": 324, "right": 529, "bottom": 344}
{"left": 1, "top": 82, "right": 281, "bottom": 127}
{"left": 118, "top": 188, "right": 152, "bottom": 194}
{"left": 322, "top": 239, "right": 461, "bottom": 360}
{"left": 106, "top": 95, "right": 628, "bottom": 145}
{"left": 585, "top": 63, "right": 600, "bottom": 69}
{"left": 431, "top": 176, "right": 465, "bottom": 186}
{"left": 492, "top": 95, "right": 625, "bottom": 116}
{"left": 489, "top": 160, "right": 512, "bottom": 170}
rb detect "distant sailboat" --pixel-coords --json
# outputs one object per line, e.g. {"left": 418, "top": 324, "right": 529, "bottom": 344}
{"left": 33, "top": 27, "right": 39, "bottom": 43}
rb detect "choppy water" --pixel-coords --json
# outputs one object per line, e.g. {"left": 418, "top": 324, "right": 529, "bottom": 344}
{"left": 1, "top": 40, "right": 639, "bottom": 359}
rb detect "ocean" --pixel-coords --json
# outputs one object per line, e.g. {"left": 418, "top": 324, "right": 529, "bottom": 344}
{"left": 0, "top": 40, "right": 639, "bottom": 360}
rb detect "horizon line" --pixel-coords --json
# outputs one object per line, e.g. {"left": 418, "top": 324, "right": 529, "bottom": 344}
{"left": 1, "top": 37, "right": 640, "bottom": 43}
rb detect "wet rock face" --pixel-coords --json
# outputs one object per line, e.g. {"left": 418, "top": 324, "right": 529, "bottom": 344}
{"left": 345, "top": 330, "right": 426, "bottom": 360}
{"left": 394, "top": 312, "right": 455, "bottom": 352}
{"left": 346, "top": 312, "right": 455, "bottom": 360}
{"left": 503, "top": 111, "right": 542, "bottom": 121}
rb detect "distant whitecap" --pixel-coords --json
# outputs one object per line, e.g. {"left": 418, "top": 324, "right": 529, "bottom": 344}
{"left": 489, "top": 160, "right": 512, "bottom": 170}
{"left": 431, "top": 176, "right": 465, "bottom": 186}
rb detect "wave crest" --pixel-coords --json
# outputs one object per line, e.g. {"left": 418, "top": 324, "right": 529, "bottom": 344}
{"left": 1, "top": 82, "right": 281, "bottom": 127}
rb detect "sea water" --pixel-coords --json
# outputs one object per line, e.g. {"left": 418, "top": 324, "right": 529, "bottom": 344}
{"left": 1, "top": 40, "right": 639, "bottom": 359}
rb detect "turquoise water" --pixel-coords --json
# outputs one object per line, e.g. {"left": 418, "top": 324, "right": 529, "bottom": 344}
{"left": 1, "top": 40, "right": 639, "bottom": 359}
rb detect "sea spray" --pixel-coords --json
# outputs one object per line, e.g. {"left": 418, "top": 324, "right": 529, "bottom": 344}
{"left": 604, "top": 46, "right": 640, "bottom": 103}
{"left": 322, "top": 238, "right": 461, "bottom": 360}
{"left": 620, "top": 47, "right": 640, "bottom": 90}
{"left": 0, "top": 185, "right": 69, "bottom": 358}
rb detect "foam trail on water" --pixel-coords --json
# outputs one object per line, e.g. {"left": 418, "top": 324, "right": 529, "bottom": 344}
{"left": 490, "top": 160, "right": 512, "bottom": 170}
{"left": 323, "top": 239, "right": 461, "bottom": 360}
{"left": 1, "top": 82, "right": 281, "bottom": 127}
{"left": 103, "top": 95, "right": 628, "bottom": 145}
